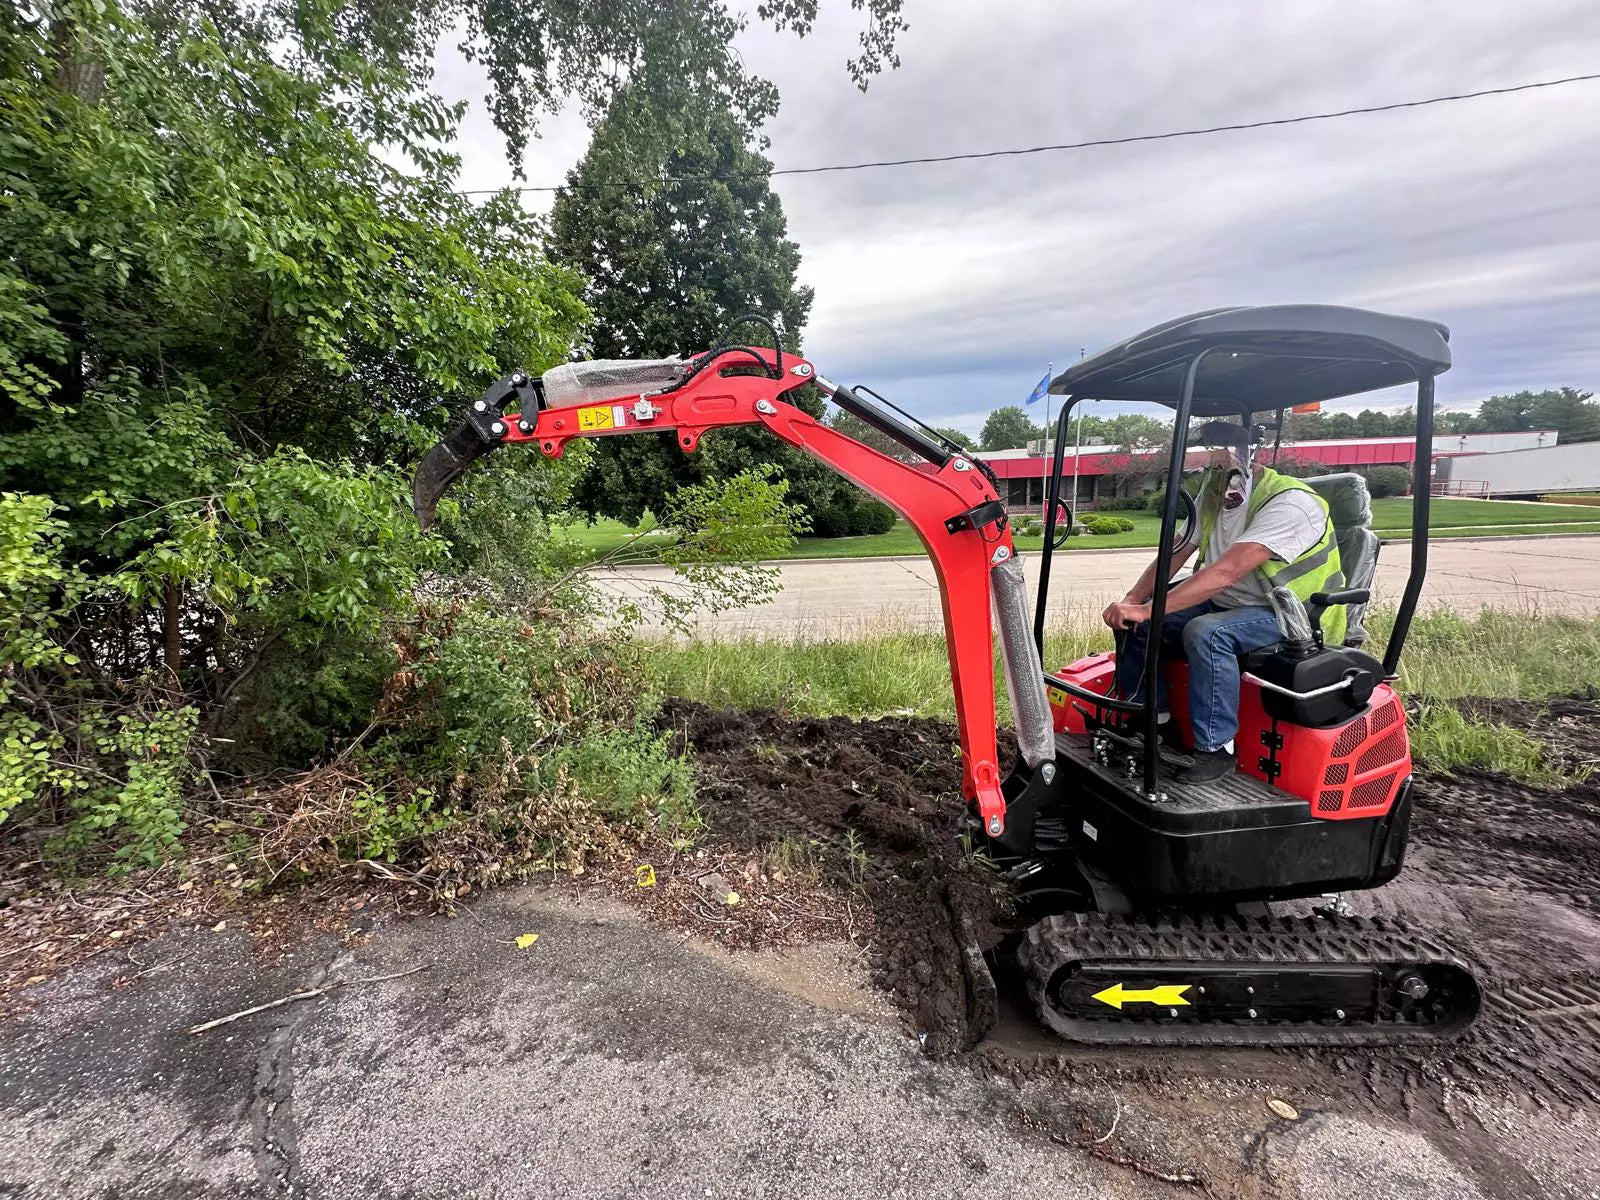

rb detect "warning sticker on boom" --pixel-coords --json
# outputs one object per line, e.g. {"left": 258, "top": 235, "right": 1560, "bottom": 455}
{"left": 577, "top": 404, "right": 628, "bottom": 431}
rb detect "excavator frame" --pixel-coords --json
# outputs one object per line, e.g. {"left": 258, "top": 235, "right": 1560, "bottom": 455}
{"left": 413, "top": 307, "right": 1483, "bottom": 1050}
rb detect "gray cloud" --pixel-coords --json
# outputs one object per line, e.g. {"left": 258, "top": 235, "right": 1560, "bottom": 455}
{"left": 436, "top": 0, "right": 1600, "bottom": 433}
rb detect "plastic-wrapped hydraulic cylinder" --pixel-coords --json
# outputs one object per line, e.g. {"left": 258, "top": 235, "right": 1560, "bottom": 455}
{"left": 991, "top": 553, "right": 1055, "bottom": 769}
{"left": 540, "top": 359, "right": 687, "bottom": 409}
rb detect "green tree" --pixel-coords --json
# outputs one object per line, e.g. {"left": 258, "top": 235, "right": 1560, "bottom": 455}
{"left": 1468, "top": 388, "right": 1599, "bottom": 441}
{"left": 316, "top": 0, "right": 907, "bottom": 166}
{"left": 826, "top": 411, "right": 974, "bottom": 459}
{"left": 549, "top": 85, "right": 882, "bottom": 534}
{"left": 0, "top": 3, "right": 801, "bottom": 868}
{"left": 1475, "top": 391, "right": 1538, "bottom": 433}
{"left": 1106, "top": 413, "right": 1172, "bottom": 450}
{"left": 550, "top": 87, "right": 812, "bottom": 361}
{"left": 979, "top": 406, "right": 1042, "bottom": 451}
{"left": 1533, "top": 387, "right": 1600, "bottom": 442}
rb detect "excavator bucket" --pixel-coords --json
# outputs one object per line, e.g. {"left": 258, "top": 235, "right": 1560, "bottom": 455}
{"left": 413, "top": 417, "right": 500, "bottom": 530}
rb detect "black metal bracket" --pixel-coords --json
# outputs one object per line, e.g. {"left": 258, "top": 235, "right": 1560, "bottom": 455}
{"left": 1260, "top": 730, "right": 1285, "bottom": 750}
{"left": 464, "top": 371, "right": 543, "bottom": 442}
{"left": 945, "top": 499, "right": 1007, "bottom": 535}
{"left": 1257, "top": 755, "right": 1283, "bottom": 780}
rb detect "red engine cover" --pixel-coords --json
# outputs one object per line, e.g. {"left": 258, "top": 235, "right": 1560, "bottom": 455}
{"left": 1047, "top": 653, "right": 1409, "bottom": 820}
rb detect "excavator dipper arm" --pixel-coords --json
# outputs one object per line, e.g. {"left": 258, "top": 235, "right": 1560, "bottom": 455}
{"left": 413, "top": 348, "right": 1024, "bottom": 837}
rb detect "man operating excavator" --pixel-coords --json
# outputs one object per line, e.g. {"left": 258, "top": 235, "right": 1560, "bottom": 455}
{"left": 1103, "top": 422, "right": 1346, "bottom": 783}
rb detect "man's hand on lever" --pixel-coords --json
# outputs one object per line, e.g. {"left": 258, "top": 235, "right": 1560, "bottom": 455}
{"left": 1103, "top": 542, "right": 1272, "bottom": 632}
{"left": 1103, "top": 599, "right": 1151, "bottom": 630}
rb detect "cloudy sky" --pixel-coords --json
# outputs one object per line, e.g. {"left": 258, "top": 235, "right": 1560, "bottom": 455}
{"left": 433, "top": 0, "right": 1600, "bottom": 437}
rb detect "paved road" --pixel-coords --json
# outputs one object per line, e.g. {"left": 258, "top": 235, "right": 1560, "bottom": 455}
{"left": 3, "top": 887, "right": 1586, "bottom": 1199}
{"left": 600, "top": 535, "right": 1600, "bottom": 638}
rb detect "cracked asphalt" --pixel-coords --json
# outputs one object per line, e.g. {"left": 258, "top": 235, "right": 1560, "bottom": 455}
{"left": 2, "top": 887, "right": 1596, "bottom": 1199}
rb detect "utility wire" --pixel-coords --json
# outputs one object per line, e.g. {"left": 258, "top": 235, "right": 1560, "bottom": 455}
{"left": 458, "top": 70, "right": 1600, "bottom": 195}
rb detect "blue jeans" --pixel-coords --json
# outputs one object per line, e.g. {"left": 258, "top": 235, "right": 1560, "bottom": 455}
{"left": 1114, "top": 601, "right": 1282, "bottom": 752}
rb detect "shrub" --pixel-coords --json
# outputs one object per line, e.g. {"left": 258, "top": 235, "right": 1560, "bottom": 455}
{"left": 853, "top": 499, "right": 897, "bottom": 535}
{"left": 0, "top": 493, "right": 203, "bottom": 870}
{"left": 1083, "top": 515, "right": 1136, "bottom": 535}
{"left": 237, "top": 606, "right": 702, "bottom": 896}
{"left": 809, "top": 495, "right": 896, "bottom": 537}
{"left": 1365, "top": 466, "right": 1412, "bottom": 498}
{"left": 1014, "top": 517, "right": 1044, "bottom": 538}
{"left": 1097, "top": 495, "right": 1149, "bottom": 511}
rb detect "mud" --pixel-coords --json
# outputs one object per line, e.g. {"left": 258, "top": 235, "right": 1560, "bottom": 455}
{"left": 663, "top": 692, "right": 1600, "bottom": 1120}
{"left": 661, "top": 699, "right": 1010, "bottom": 1053}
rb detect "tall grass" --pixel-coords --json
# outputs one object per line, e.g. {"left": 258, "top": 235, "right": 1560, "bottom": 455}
{"left": 644, "top": 607, "right": 1600, "bottom": 784}
{"left": 643, "top": 614, "right": 1112, "bottom": 721}
{"left": 647, "top": 606, "right": 1600, "bottom": 716}
{"left": 1371, "top": 605, "right": 1600, "bottom": 699}
{"left": 1405, "top": 702, "right": 1572, "bottom": 785}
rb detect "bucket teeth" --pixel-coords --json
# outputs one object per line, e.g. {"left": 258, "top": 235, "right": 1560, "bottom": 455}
{"left": 413, "top": 420, "right": 500, "bottom": 529}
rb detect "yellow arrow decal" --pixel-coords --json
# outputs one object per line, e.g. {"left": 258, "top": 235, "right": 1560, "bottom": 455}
{"left": 1091, "top": 982, "right": 1192, "bottom": 1010}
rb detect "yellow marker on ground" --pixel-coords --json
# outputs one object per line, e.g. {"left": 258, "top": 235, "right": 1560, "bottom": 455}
{"left": 1091, "top": 982, "right": 1192, "bottom": 1010}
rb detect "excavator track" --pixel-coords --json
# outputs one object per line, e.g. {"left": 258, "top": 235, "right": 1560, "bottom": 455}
{"left": 1018, "top": 911, "right": 1481, "bottom": 1047}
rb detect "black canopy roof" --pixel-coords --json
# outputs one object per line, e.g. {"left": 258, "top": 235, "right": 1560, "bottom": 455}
{"left": 1048, "top": 305, "right": 1451, "bottom": 415}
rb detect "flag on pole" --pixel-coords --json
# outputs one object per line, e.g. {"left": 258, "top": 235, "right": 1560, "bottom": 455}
{"left": 1025, "top": 368, "right": 1051, "bottom": 406}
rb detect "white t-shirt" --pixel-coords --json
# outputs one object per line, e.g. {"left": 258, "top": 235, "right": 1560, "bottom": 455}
{"left": 1207, "top": 487, "right": 1328, "bottom": 610}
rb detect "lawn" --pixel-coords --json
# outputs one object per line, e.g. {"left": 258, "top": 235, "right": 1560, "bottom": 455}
{"left": 564, "top": 498, "right": 1600, "bottom": 563}
{"left": 1369, "top": 496, "right": 1600, "bottom": 531}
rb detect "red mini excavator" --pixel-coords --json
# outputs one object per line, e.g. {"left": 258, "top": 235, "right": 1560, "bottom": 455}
{"left": 414, "top": 307, "right": 1482, "bottom": 1047}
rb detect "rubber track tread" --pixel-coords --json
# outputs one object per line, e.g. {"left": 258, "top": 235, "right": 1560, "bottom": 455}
{"left": 1018, "top": 910, "right": 1482, "bottom": 1047}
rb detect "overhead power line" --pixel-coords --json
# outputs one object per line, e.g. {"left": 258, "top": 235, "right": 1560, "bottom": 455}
{"left": 458, "top": 70, "right": 1600, "bottom": 195}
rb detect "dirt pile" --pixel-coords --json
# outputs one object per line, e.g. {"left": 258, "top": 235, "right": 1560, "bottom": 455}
{"left": 660, "top": 699, "right": 1015, "bottom": 1052}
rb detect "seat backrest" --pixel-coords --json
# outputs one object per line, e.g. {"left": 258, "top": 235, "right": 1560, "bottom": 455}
{"left": 1300, "top": 473, "right": 1378, "bottom": 647}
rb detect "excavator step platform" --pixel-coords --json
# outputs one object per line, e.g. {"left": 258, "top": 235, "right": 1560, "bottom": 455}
{"left": 1018, "top": 911, "right": 1481, "bottom": 1046}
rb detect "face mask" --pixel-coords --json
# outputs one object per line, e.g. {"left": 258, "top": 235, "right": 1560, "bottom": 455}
{"left": 1222, "top": 470, "right": 1248, "bottom": 510}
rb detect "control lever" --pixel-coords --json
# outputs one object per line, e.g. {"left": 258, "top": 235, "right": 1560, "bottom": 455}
{"left": 1269, "top": 586, "right": 1317, "bottom": 655}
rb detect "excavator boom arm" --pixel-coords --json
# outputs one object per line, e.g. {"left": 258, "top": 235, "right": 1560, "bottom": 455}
{"left": 413, "top": 348, "right": 1046, "bottom": 836}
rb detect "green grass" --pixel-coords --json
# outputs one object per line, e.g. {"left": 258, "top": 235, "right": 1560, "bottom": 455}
{"left": 1369, "top": 606, "right": 1600, "bottom": 699}
{"left": 1403, "top": 703, "right": 1569, "bottom": 786}
{"left": 644, "top": 615, "right": 1113, "bottom": 723}
{"left": 565, "top": 498, "right": 1600, "bottom": 564}
{"left": 646, "top": 607, "right": 1600, "bottom": 784}
{"left": 1369, "top": 496, "right": 1600, "bottom": 529}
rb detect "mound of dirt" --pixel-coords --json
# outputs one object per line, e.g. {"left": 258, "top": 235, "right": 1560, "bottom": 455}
{"left": 660, "top": 699, "right": 1016, "bottom": 1053}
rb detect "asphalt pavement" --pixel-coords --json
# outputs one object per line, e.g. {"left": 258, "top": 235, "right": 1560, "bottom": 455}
{"left": 3, "top": 887, "right": 1593, "bottom": 1199}
{"left": 597, "top": 534, "right": 1600, "bottom": 638}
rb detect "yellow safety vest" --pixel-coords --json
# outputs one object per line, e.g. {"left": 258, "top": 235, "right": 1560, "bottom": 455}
{"left": 1196, "top": 467, "right": 1347, "bottom": 647}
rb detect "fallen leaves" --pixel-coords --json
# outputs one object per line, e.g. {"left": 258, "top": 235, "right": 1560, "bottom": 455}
{"left": 514, "top": 932, "right": 540, "bottom": 950}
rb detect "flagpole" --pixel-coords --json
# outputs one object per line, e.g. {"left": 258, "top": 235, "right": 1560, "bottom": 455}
{"left": 1041, "top": 363, "right": 1052, "bottom": 516}
{"left": 1071, "top": 347, "right": 1085, "bottom": 512}
{"left": 1072, "top": 406, "right": 1082, "bottom": 512}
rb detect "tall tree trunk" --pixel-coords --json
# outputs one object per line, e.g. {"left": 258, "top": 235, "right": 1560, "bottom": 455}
{"left": 163, "top": 581, "right": 182, "bottom": 685}
{"left": 49, "top": 12, "right": 106, "bottom": 106}
{"left": 44, "top": 10, "right": 104, "bottom": 410}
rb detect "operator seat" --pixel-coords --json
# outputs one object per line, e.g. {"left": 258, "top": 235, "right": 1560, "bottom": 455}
{"left": 1301, "top": 473, "right": 1378, "bottom": 647}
